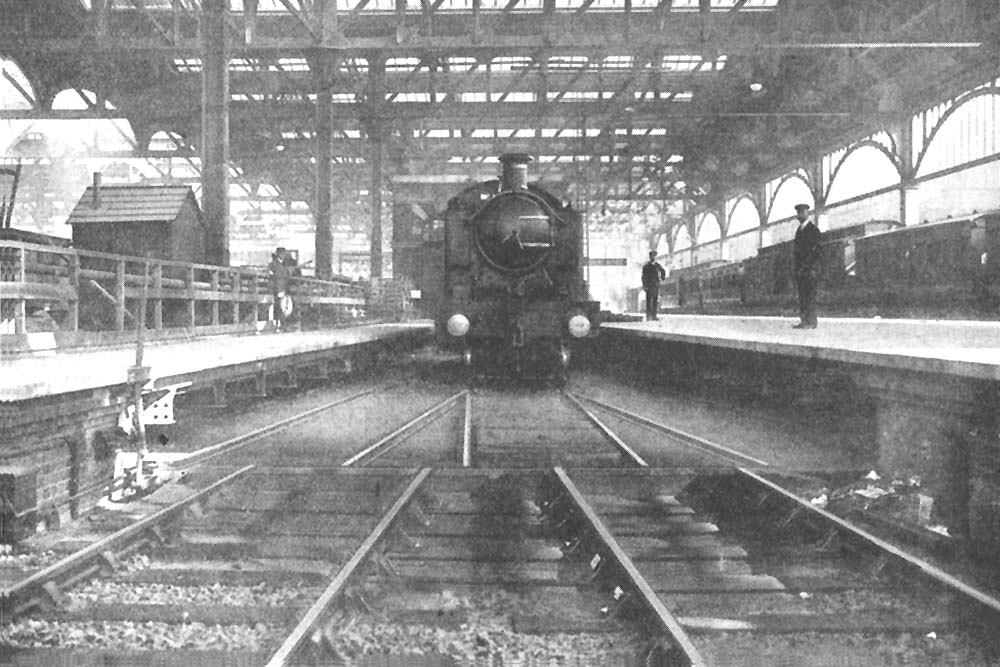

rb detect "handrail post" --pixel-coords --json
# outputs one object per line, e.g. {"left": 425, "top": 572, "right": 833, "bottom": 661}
{"left": 186, "top": 266, "right": 196, "bottom": 328}
{"left": 115, "top": 258, "right": 126, "bottom": 331}
{"left": 67, "top": 251, "right": 80, "bottom": 331}
{"left": 211, "top": 268, "right": 220, "bottom": 326}
{"left": 230, "top": 269, "right": 239, "bottom": 325}
{"left": 152, "top": 264, "right": 163, "bottom": 330}
{"left": 252, "top": 268, "right": 261, "bottom": 325}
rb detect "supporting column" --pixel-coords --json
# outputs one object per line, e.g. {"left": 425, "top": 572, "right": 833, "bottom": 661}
{"left": 901, "top": 181, "right": 921, "bottom": 227}
{"left": 368, "top": 56, "right": 385, "bottom": 280}
{"left": 898, "top": 120, "right": 920, "bottom": 227}
{"left": 201, "top": 0, "right": 231, "bottom": 266}
{"left": 370, "top": 137, "right": 384, "bottom": 279}
{"left": 812, "top": 195, "right": 828, "bottom": 233}
{"left": 314, "top": 54, "right": 335, "bottom": 279}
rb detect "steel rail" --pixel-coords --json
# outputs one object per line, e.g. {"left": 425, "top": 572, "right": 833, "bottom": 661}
{"left": 1, "top": 465, "right": 256, "bottom": 619}
{"left": 462, "top": 392, "right": 473, "bottom": 468}
{"left": 265, "top": 467, "right": 433, "bottom": 667}
{"left": 572, "top": 393, "right": 769, "bottom": 467}
{"left": 739, "top": 468, "right": 1000, "bottom": 615}
{"left": 341, "top": 390, "right": 467, "bottom": 467}
{"left": 552, "top": 467, "right": 706, "bottom": 667}
{"left": 562, "top": 391, "right": 648, "bottom": 467}
{"left": 176, "top": 388, "right": 377, "bottom": 469}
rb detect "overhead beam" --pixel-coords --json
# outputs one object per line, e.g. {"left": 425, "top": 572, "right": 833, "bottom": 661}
{"left": 0, "top": 12, "right": 778, "bottom": 53}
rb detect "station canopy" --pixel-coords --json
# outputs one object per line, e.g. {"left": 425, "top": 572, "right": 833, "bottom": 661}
{"left": 1, "top": 0, "right": 997, "bottom": 219}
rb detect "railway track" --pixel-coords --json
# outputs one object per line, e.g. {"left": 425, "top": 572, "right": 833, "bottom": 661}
{"left": 2, "top": 375, "right": 999, "bottom": 666}
{"left": 0, "top": 381, "right": 451, "bottom": 665}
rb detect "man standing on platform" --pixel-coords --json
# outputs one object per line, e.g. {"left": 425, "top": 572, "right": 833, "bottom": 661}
{"left": 641, "top": 250, "right": 666, "bottom": 321}
{"left": 269, "top": 247, "right": 292, "bottom": 331}
{"left": 792, "top": 203, "right": 821, "bottom": 329}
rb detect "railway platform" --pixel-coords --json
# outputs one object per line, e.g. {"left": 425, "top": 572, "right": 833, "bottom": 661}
{"left": 1, "top": 321, "right": 434, "bottom": 401}
{"left": 600, "top": 315, "right": 1000, "bottom": 555}
{"left": 0, "top": 322, "right": 433, "bottom": 527}
{"left": 607, "top": 315, "right": 1000, "bottom": 380}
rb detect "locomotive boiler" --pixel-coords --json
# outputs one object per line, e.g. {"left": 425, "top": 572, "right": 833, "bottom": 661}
{"left": 439, "top": 154, "right": 598, "bottom": 380}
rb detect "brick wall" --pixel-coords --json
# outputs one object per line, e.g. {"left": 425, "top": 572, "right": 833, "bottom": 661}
{"left": 1, "top": 388, "right": 124, "bottom": 533}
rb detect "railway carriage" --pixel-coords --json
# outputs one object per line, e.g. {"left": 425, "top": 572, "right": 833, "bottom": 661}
{"left": 663, "top": 213, "right": 1000, "bottom": 317}
{"left": 438, "top": 154, "right": 599, "bottom": 381}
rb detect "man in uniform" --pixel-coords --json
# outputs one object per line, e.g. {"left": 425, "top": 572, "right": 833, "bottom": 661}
{"left": 792, "top": 203, "right": 821, "bottom": 329}
{"left": 641, "top": 250, "right": 666, "bottom": 321}
{"left": 269, "top": 247, "right": 292, "bottom": 330}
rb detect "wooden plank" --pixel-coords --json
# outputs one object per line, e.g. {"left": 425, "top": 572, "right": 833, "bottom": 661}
{"left": 163, "top": 534, "right": 362, "bottom": 561}
{"left": 679, "top": 611, "right": 961, "bottom": 634}
{"left": 114, "top": 565, "right": 331, "bottom": 587}
{"left": 50, "top": 601, "right": 309, "bottom": 626}
{"left": 603, "top": 516, "right": 720, "bottom": 536}
{"left": 654, "top": 574, "right": 786, "bottom": 594}
{"left": 586, "top": 494, "right": 695, "bottom": 516}
{"left": 0, "top": 649, "right": 262, "bottom": 667}
{"left": 636, "top": 559, "right": 754, "bottom": 579}
{"left": 206, "top": 498, "right": 388, "bottom": 514}
{"left": 190, "top": 511, "right": 379, "bottom": 538}
{"left": 0, "top": 282, "right": 77, "bottom": 301}
{"left": 411, "top": 514, "right": 551, "bottom": 538}
{"left": 387, "top": 539, "right": 564, "bottom": 562}
{"left": 390, "top": 561, "right": 563, "bottom": 584}
{"left": 619, "top": 536, "right": 747, "bottom": 560}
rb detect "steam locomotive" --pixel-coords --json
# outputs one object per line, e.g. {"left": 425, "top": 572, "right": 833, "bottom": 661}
{"left": 438, "top": 154, "right": 598, "bottom": 381}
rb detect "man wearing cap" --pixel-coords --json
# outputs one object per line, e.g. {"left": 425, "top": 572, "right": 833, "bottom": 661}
{"left": 641, "top": 250, "right": 666, "bottom": 321}
{"left": 269, "top": 247, "right": 292, "bottom": 330}
{"left": 792, "top": 203, "right": 821, "bottom": 329}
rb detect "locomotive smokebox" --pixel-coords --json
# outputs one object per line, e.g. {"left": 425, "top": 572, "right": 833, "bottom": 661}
{"left": 500, "top": 153, "right": 531, "bottom": 191}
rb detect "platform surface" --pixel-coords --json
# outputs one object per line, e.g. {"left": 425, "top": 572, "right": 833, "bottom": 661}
{"left": 607, "top": 315, "right": 1000, "bottom": 381}
{"left": 0, "top": 321, "right": 433, "bottom": 401}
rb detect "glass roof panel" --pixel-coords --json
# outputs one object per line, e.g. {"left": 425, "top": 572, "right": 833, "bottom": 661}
{"left": 387, "top": 57, "right": 422, "bottom": 72}
{"left": 662, "top": 55, "right": 723, "bottom": 71}
{"left": 548, "top": 56, "right": 591, "bottom": 70}
{"left": 490, "top": 56, "right": 535, "bottom": 72}
{"left": 603, "top": 55, "right": 634, "bottom": 69}
{"left": 669, "top": 0, "right": 778, "bottom": 10}
{"left": 444, "top": 57, "right": 479, "bottom": 72}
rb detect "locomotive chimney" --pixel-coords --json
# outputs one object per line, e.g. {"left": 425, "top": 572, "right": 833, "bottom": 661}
{"left": 499, "top": 153, "right": 531, "bottom": 191}
{"left": 92, "top": 172, "right": 101, "bottom": 209}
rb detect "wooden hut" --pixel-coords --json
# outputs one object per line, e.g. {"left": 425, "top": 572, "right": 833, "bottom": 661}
{"left": 67, "top": 177, "right": 207, "bottom": 263}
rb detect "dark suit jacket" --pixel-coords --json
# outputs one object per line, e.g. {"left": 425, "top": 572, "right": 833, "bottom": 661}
{"left": 269, "top": 258, "right": 290, "bottom": 293}
{"left": 642, "top": 261, "right": 666, "bottom": 289}
{"left": 793, "top": 221, "right": 821, "bottom": 277}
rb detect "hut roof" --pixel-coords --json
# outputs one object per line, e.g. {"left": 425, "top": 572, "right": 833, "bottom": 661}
{"left": 66, "top": 185, "right": 200, "bottom": 225}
